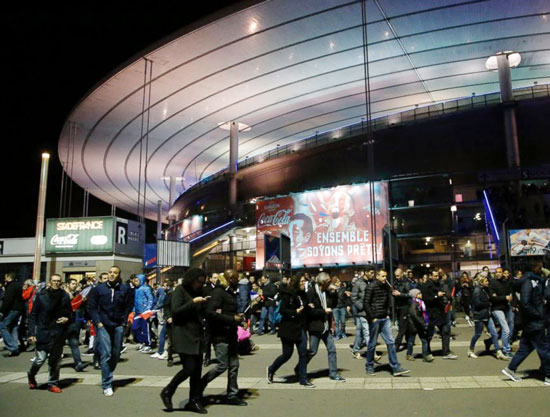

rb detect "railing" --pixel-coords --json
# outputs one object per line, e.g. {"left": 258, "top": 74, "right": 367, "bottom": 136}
{"left": 183, "top": 84, "right": 550, "bottom": 196}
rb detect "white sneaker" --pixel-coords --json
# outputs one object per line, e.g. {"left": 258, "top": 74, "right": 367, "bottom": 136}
{"left": 467, "top": 350, "right": 478, "bottom": 359}
{"left": 103, "top": 388, "right": 114, "bottom": 397}
{"left": 150, "top": 352, "right": 161, "bottom": 359}
{"left": 140, "top": 346, "right": 153, "bottom": 354}
{"left": 136, "top": 344, "right": 144, "bottom": 350}
{"left": 157, "top": 351, "right": 168, "bottom": 360}
{"left": 496, "top": 350, "right": 510, "bottom": 361}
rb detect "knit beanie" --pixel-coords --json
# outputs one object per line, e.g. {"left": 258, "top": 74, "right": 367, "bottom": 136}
{"left": 409, "top": 288, "right": 421, "bottom": 299}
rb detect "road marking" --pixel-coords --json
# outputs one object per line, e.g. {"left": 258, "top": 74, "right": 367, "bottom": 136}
{"left": 2, "top": 372, "right": 546, "bottom": 390}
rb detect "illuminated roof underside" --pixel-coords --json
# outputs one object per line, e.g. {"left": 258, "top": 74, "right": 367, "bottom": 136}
{"left": 58, "top": 0, "right": 550, "bottom": 220}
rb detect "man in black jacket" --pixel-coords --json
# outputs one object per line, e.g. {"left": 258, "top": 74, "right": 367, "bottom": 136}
{"left": 364, "top": 269, "right": 410, "bottom": 376}
{"left": 0, "top": 272, "right": 24, "bottom": 357}
{"left": 489, "top": 267, "right": 513, "bottom": 357}
{"left": 392, "top": 268, "right": 412, "bottom": 351}
{"left": 305, "top": 272, "right": 345, "bottom": 382}
{"left": 257, "top": 276, "right": 278, "bottom": 335}
{"left": 27, "top": 274, "right": 72, "bottom": 393}
{"left": 421, "top": 270, "right": 457, "bottom": 360}
{"left": 502, "top": 262, "right": 550, "bottom": 385}
{"left": 200, "top": 269, "right": 247, "bottom": 406}
{"left": 88, "top": 266, "right": 134, "bottom": 397}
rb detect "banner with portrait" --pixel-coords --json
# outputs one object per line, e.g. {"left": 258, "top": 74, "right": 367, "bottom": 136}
{"left": 255, "top": 182, "right": 388, "bottom": 269}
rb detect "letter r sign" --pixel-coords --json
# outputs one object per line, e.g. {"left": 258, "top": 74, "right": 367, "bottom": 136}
{"left": 116, "top": 222, "right": 127, "bottom": 244}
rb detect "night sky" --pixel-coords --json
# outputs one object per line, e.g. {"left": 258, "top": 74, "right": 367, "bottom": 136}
{"left": 3, "top": 2, "right": 242, "bottom": 239}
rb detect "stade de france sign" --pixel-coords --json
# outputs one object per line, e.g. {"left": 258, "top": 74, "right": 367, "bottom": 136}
{"left": 45, "top": 217, "right": 145, "bottom": 256}
{"left": 46, "top": 217, "right": 115, "bottom": 253}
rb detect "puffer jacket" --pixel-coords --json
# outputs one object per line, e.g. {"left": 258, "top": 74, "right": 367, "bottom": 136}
{"left": 134, "top": 274, "right": 154, "bottom": 314}
{"left": 519, "top": 272, "right": 546, "bottom": 333}
{"left": 364, "top": 280, "right": 391, "bottom": 320}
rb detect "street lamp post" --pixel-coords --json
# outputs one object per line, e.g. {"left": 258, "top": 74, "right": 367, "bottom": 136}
{"left": 33, "top": 153, "right": 50, "bottom": 281}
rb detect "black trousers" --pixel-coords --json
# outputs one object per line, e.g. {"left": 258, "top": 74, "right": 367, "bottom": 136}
{"left": 395, "top": 307, "right": 409, "bottom": 347}
{"left": 165, "top": 353, "right": 203, "bottom": 401}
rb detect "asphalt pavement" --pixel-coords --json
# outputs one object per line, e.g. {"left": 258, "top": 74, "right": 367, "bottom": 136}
{"left": 0, "top": 317, "right": 547, "bottom": 417}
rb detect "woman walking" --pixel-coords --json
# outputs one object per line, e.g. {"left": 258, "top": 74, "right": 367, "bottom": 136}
{"left": 266, "top": 276, "right": 314, "bottom": 388}
{"left": 160, "top": 269, "right": 209, "bottom": 414}
{"left": 468, "top": 274, "right": 508, "bottom": 360}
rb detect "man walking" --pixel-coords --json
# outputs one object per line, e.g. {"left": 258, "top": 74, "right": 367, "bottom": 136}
{"left": 421, "top": 270, "right": 458, "bottom": 360}
{"left": 364, "top": 269, "right": 410, "bottom": 376}
{"left": 489, "top": 267, "right": 513, "bottom": 358}
{"left": 27, "top": 274, "right": 72, "bottom": 393}
{"left": 88, "top": 266, "right": 134, "bottom": 396}
{"left": 502, "top": 262, "right": 550, "bottom": 385}
{"left": 350, "top": 269, "right": 370, "bottom": 359}
{"left": 392, "top": 268, "right": 412, "bottom": 351}
{"left": 0, "top": 273, "right": 24, "bottom": 357}
{"left": 200, "top": 269, "right": 247, "bottom": 406}
{"left": 305, "top": 272, "right": 346, "bottom": 382}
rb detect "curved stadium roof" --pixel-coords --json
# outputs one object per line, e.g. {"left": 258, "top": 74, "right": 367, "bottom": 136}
{"left": 58, "top": 0, "right": 550, "bottom": 220}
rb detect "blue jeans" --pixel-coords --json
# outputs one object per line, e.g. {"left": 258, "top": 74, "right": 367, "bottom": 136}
{"left": 96, "top": 325, "right": 124, "bottom": 389}
{"left": 506, "top": 308, "right": 515, "bottom": 342}
{"left": 258, "top": 306, "right": 275, "bottom": 334}
{"left": 332, "top": 307, "right": 347, "bottom": 338}
{"left": 158, "top": 322, "right": 167, "bottom": 354}
{"left": 492, "top": 310, "right": 511, "bottom": 354}
{"left": 0, "top": 310, "right": 21, "bottom": 353}
{"left": 366, "top": 318, "right": 401, "bottom": 371}
{"left": 353, "top": 316, "right": 370, "bottom": 352}
{"left": 308, "top": 331, "right": 338, "bottom": 378}
{"left": 269, "top": 330, "right": 309, "bottom": 384}
{"left": 470, "top": 319, "right": 500, "bottom": 351}
{"left": 509, "top": 329, "right": 550, "bottom": 378}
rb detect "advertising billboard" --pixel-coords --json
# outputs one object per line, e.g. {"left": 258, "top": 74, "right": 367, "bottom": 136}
{"left": 255, "top": 182, "right": 388, "bottom": 269}
{"left": 46, "top": 216, "right": 145, "bottom": 256}
{"left": 509, "top": 228, "right": 550, "bottom": 256}
{"left": 46, "top": 217, "right": 115, "bottom": 253}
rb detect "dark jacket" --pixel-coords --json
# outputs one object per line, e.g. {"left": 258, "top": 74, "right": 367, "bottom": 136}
{"left": 329, "top": 286, "right": 349, "bottom": 309}
{"left": 488, "top": 278, "right": 510, "bottom": 312}
{"left": 306, "top": 286, "right": 333, "bottom": 335}
{"left": 471, "top": 286, "right": 492, "bottom": 321}
{"left": 421, "top": 279, "right": 446, "bottom": 326}
{"left": 1, "top": 280, "right": 24, "bottom": 315}
{"left": 351, "top": 278, "right": 368, "bottom": 317}
{"left": 261, "top": 282, "right": 278, "bottom": 308}
{"left": 87, "top": 279, "right": 134, "bottom": 329}
{"left": 277, "top": 288, "right": 306, "bottom": 341}
{"left": 364, "top": 280, "right": 392, "bottom": 321}
{"left": 28, "top": 288, "right": 72, "bottom": 351}
{"left": 408, "top": 301, "right": 427, "bottom": 337}
{"left": 206, "top": 285, "right": 239, "bottom": 345}
{"left": 394, "top": 278, "right": 412, "bottom": 311}
{"left": 171, "top": 284, "right": 206, "bottom": 355}
{"left": 519, "top": 273, "right": 546, "bottom": 333}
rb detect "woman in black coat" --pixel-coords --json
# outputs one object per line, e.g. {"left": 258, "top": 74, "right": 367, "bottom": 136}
{"left": 468, "top": 275, "right": 503, "bottom": 359}
{"left": 160, "top": 269, "right": 209, "bottom": 413}
{"left": 266, "top": 276, "right": 314, "bottom": 387}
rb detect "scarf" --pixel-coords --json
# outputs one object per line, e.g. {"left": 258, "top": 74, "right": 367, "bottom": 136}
{"left": 415, "top": 298, "right": 429, "bottom": 324}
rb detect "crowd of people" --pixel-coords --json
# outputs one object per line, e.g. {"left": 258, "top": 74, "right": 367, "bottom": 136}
{"left": 0, "top": 261, "right": 549, "bottom": 413}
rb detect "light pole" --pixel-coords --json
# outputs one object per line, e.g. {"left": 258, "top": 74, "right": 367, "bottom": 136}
{"left": 33, "top": 153, "right": 50, "bottom": 281}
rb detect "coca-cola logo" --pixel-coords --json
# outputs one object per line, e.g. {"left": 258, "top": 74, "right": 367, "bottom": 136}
{"left": 50, "top": 233, "right": 79, "bottom": 248}
{"left": 257, "top": 209, "right": 292, "bottom": 228}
